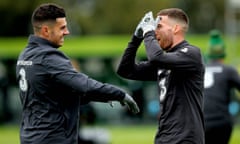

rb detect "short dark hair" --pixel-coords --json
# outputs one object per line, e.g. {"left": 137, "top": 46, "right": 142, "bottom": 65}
{"left": 31, "top": 3, "right": 66, "bottom": 27}
{"left": 157, "top": 8, "right": 189, "bottom": 31}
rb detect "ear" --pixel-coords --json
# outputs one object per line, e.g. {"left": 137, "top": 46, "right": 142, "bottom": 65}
{"left": 40, "top": 25, "right": 50, "bottom": 37}
{"left": 173, "top": 24, "right": 180, "bottom": 34}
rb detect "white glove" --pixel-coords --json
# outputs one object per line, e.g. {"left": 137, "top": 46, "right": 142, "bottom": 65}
{"left": 120, "top": 93, "right": 140, "bottom": 114}
{"left": 141, "top": 11, "right": 156, "bottom": 36}
{"left": 155, "top": 16, "right": 161, "bottom": 26}
{"left": 134, "top": 20, "right": 144, "bottom": 38}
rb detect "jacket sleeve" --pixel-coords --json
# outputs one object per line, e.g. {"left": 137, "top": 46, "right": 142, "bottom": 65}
{"left": 117, "top": 35, "right": 157, "bottom": 81}
{"left": 44, "top": 52, "right": 125, "bottom": 103}
{"left": 228, "top": 66, "right": 240, "bottom": 91}
{"left": 144, "top": 31, "right": 203, "bottom": 72}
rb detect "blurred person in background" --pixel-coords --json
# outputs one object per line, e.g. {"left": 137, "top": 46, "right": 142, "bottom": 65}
{"left": 117, "top": 8, "right": 205, "bottom": 144}
{"left": 16, "top": 3, "right": 139, "bottom": 144}
{"left": 0, "top": 61, "right": 12, "bottom": 123}
{"left": 204, "top": 29, "right": 240, "bottom": 144}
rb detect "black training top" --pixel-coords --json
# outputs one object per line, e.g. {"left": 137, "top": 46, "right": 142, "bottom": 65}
{"left": 16, "top": 35, "right": 125, "bottom": 144}
{"left": 117, "top": 32, "right": 205, "bottom": 144}
{"left": 204, "top": 61, "right": 240, "bottom": 129}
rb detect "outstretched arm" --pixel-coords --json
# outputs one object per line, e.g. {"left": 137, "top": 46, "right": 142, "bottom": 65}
{"left": 45, "top": 54, "right": 140, "bottom": 114}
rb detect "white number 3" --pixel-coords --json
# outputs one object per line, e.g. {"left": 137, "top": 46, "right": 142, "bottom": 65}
{"left": 159, "top": 78, "right": 167, "bottom": 103}
{"left": 19, "top": 68, "right": 28, "bottom": 91}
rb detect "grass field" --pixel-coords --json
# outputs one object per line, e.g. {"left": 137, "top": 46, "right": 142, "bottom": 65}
{"left": 0, "top": 124, "right": 240, "bottom": 144}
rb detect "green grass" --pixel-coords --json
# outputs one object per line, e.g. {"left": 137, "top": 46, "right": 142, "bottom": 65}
{"left": 108, "top": 124, "right": 156, "bottom": 144}
{"left": 230, "top": 124, "right": 240, "bottom": 144}
{"left": 1, "top": 34, "right": 240, "bottom": 62}
{"left": 1, "top": 124, "right": 240, "bottom": 144}
{"left": 0, "top": 125, "right": 20, "bottom": 144}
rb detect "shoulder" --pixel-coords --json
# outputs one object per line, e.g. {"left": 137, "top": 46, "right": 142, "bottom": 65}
{"left": 177, "top": 43, "right": 203, "bottom": 61}
{"left": 42, "top": 49, "right": 70, "bottom": 66}
{"left": 175, "top": 41, "right": 201, "bottom": 55}
{"left": 183, "top": 44, "right": 201, "bottom": 54}
{"left": 223, "top": 64, "right": 239, "bottom": 74}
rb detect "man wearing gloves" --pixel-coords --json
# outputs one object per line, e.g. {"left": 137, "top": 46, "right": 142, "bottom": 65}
{"left": 117, "top": 8, "right": 205, "bottom": 144}
{"left": 16, "top": 3, "right": 139, "bottom": 144}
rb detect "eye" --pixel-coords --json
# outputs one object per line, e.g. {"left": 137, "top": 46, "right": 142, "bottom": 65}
{"left": 60, "top": 25, "right": 67, "bottom": 30}
{"left": 157, "top": 24, "right": 161, "bottom": 29}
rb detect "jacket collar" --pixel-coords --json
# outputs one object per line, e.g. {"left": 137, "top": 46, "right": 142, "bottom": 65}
{"left": 28, "top": 35, "right": 59, "bottom": 48}
{"left": 166, "top": 40, "right": 189, "bottom": 52}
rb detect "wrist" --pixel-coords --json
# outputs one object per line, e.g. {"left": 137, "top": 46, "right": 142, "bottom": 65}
{"left": 143, "top": 30, "right": 155, "bottom": 38}
{"left": 129, "top": 35, "right": 143, "bottom": 47}
{"left": 132, "top": 34, "right": 143, "bottom": 42}
{"left": 143, "top": 25, "right": 155, "bottom": 36}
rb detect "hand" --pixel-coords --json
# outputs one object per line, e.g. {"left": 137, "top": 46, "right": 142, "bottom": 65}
{"left": 155, "top": 16, "right": 161, "bottom": 26}
{"left": 141, "top": 11, "right": 156, "bottom": 36}
{"left": 134, "top": 19, "right": 144, "bottom": 38}
{"left": 120, "top": 93, "right": 140, "bottom": 114}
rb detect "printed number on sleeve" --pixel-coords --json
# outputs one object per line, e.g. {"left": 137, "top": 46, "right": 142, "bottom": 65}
{"left": 159, "top": 78, "right": 167, "bottom": 102}
{"left": 19, "top": 68, "right": 28, "bottom": 92}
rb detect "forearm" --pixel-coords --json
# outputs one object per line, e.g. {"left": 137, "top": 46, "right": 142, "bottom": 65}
{"left": 84, "top": 82, "right": 125, "bottom": 102}
{"left": 117, "top": 35, "right": 142, "bottom": 77}
{"left": 56, "top": 71, "right": 125, "bottom": 103}
{"left": 144, "top": 31, "right": 164, "bottom": 63}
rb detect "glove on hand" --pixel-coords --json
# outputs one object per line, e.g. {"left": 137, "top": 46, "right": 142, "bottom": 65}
{"left": 155, "top": 16, "right": 161, "bottom": 26}
{"left": 141, "top": 11, "right": 156, "bottom": 36}
{"left": 120, "top": 93, "right": 140, "bottom": 114}
{"left": 134, "top": 19, "right": 144, "bottom": 38}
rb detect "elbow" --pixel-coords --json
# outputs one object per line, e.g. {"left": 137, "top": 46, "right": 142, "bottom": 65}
{"left": 146, "top": 51, "right": 163, "bottom": 64}
{"left": 116, "top": 66, "right": 134, "bottom": 79}
{"left": 116, "top": 68, "right": 121, "bottom": 76}
{"left": 116, "top": 67, "right": 126, "bottom": 77}
{"left": 148, "top": 56, "right": 159, "bottom": 64}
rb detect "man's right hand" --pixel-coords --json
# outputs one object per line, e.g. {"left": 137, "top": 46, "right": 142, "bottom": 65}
{"left": 141, "top": 11, "right": 156, "bottom": 36}
{"left": 134, "top": 18, "right": 144, "bottom": 38}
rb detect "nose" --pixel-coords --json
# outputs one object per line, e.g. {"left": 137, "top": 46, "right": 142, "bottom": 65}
{"left": 64, "top": 28, "right": 70, "bottom": 35}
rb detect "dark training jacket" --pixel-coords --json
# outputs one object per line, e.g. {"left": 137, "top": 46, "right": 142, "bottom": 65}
{"left": 204, "top": 61, "right": 240, "bottom": 129}
{"left": 117, "top": 32, "right": 205, "bottom": 144}
{"left": 16, "top": 35, "right": 125, "bottom": 144}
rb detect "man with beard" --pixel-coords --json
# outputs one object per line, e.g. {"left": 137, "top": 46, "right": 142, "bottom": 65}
{"left": 117, "top": 8, "right": 205, "bottom": 144}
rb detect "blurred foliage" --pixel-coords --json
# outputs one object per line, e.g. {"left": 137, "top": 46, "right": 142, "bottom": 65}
{"left": 0, "top": 0, "right": 227, "bottom": 36}
{"left": 176, "top": 0, "right": 226, "bottom": 33}
{"left": 0, "top": 0, "right": 57, "bottom": 36}
{"left": 62, "top": 0, "right": 173, "bottom": 35}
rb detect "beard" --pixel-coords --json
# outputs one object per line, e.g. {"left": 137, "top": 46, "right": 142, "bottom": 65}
{"left": 159, "top": 39, "right": 172, "bottom": 51}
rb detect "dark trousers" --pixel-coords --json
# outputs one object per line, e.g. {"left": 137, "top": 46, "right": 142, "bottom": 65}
{"left": 205, "top": 123, "right": 232, "bottom": 144}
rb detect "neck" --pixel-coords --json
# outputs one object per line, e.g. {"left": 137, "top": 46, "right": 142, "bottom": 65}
{"left": 171, "top": 33, "right": 185, "bottom": 48}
